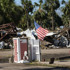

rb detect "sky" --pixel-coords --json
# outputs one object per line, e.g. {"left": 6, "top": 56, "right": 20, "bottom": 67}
{"left": 15, "top": 0, "right": 39, "bottom": 5}
{"left": 14, "top": 0, "right": 68, "bottom": 17}
{"left": 15, "top": 0, "right": 68, "bottom": 6}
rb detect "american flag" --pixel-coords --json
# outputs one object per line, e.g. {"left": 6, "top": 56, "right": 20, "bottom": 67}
{"left": 34, "top": 21, "right": 49, "bottom": 40}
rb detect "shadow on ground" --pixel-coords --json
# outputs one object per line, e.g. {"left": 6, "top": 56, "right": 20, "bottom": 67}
{"left": 0, "top": 67, "right": 3, "bottom": 69}
{"left": 24, "top": 67, "right": 70, "bottom": 70}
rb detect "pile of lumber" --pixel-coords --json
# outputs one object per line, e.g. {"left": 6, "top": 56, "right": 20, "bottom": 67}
{"left": 0, "top": 23, "right": 17, "bottom": 42}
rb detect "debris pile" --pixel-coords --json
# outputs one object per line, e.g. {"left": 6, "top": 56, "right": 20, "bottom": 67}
{"left": 0, "top": 22, "right": 17, "bottom": 42}
{"left": 0, "top": 23, "right": 17, "bottom": 49}
{"left": 0, "top": 22, "right": 69, "bottom": 49}
{"left": 44, "top": 27, "right": 70, "bottom": 48}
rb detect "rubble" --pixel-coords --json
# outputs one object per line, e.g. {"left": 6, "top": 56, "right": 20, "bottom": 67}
{"left": 0, "top": 22, "right": 17, "bottom": 42}
{"left": 0, "top": 22, "right": 69, "bottom": 49}
{"left": 0, "top": 23, "right": 17, "bottom": 49}
{"left": 44, "top": 27, "right": 70, "bottom": 48}
{"left": 17, "top": 27, "right": 70, "bottom": 48}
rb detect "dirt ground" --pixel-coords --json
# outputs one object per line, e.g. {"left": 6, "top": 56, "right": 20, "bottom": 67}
{"left": 41, "top": 48, "right": 70, "bottom": 61}
{"left": 0, "top": 63, "right": 50, "bottom": 70}
{"left": 0, "top": 48, "right": 70, "bottom": 58}
{"left": 41, "top": 48, "right": 70, "bottom": 54}
{"left": 0, "top": 63, "right": 70, "bottom": 70}
{"left": 0, "top": 49, "right": 70, "bottom": 70}
{"left": 0, "top": 49, "right": 13, "bottom": 58}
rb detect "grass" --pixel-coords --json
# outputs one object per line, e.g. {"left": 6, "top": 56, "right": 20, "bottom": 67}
{"left": 25, "top": 61, "right": 70, "bottom": 68}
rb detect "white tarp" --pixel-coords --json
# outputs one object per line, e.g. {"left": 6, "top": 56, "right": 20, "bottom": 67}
{"left": 17, "top": 32, "right": 24, "bottom": 35}
{"left": 23, "top": 29, "right": 35, "bottom": 39}
{"left": 0, "top": 41, "right": 4, "bottom": 49}
{"left": 16, "top": 27, "right": 22, "bottom": 31}
{"left": 17, "top": 29, "right": 35, "bottom": 39}
{"left": 46, "top": 32, "right": 56, "bottom": 36}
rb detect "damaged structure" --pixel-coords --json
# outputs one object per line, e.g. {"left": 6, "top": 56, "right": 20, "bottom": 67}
{"left": 0, "top": 23, "right": 17, "bottom": 49}
{"left": 13, "top": 29, "right": 41, "bottom": 63}
{"left": 0, "top": 22, "right": 70, "bottom": 49}
{"left": 0, "top": 23, "right": 17, "bottom": 42}
{"left": 44, "top": 27, "right": 70, "bottom": 48}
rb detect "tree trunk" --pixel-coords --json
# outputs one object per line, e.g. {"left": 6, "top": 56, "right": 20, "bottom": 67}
{"left": 51, "top": 7, "right": 54, "bottom": 31}
{"left": 40, "top": 20, "right": 42, "bottom": 27}
{"left": 27, "top": 13, "right": 29, "bottom": 29}
{"left": 52, "top": 16, "right": 54, "bottom": 31}
{"left": 27, "top": 20, "right": 29, "bottom": 29}
{"left": 69, "top": 20, "right": 70, "bottom": 27}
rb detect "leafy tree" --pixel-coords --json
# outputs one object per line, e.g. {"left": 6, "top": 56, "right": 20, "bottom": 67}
{"left": 54, "top": 12, "right": 63, "bottom": 27}
{"left": 43, "top": 0, "right": 60, "bottom": 30}
{"left": 19, "top": 14, "right": 32, "bottom": 30}
{"left": 21, "top": 0, "right": 33, "bottom": 29}
{"left": 0, "top": 0, "right": 23, "bottom": 26}
{"left": 34, "top": 0, "right": 49, "bottom": 28}
{"left": 61, "top": 0, "right": 70, "bottom": 27}
{"left": 34, "top": 10, "right": 48, "bottom": 28}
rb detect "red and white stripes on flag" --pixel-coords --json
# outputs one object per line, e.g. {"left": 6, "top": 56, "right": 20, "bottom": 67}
{"left": 34, "top": 21, "right": 49, "bottom": 40}
{"left": 36, "top": 27, "right": 48, "bottom": 40}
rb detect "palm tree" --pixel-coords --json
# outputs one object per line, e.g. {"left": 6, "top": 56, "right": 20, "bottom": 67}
{"left": 34, "top": 0, "right": 48, "bottom": 28}
{"left": 21, "top": 0, "right": 33, "bottom": 29}
{"left": 62, "top": 0, "right": 70, "bottom": 27}
{"left": 43, "top": 0, "right": 60, "bottom": 30}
